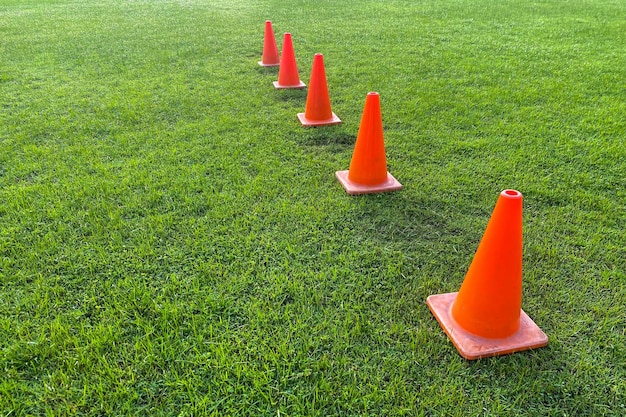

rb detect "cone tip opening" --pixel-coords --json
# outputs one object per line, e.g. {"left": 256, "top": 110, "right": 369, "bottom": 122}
{"left": 314, "top": 53, "right": 323, "bottom": 58}
{"left": 367, "top": 91, "right": 380, "bottom": 97}
{"left": 265, "top": 20, "right": 271, "bottom": 24}
{"left": 501, "top": 189, "right": 522, "bottom": 199}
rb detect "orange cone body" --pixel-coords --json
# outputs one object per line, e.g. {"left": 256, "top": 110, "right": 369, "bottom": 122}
{"left": 258, "top": 21, "right": 280, "bottom": 67}
{"left": 349, "top": 92, "right": 388, "bottom": 185}
{"left": 451, "top": 189, "right": 523, "bottom": 338}
{"left": 297, "top": 54, "right": 341, "bottom": 126}
{"left": 335, "top": 92, "right": 402, "bottom": 194}
{"left": 273, "top": 33, "right": 305, "bottom": 89}
{"left": 426, "top": 190, "right": 548, "bottom": 360}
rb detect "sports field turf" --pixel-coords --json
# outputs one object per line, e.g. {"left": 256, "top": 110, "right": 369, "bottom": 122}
{"left": 1, "top": 0, "right": 625, "bottom": 415}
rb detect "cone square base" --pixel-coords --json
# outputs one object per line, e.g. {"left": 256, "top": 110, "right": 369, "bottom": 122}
{"left": 273, "top": 80, "right": 306, "bottom": 90}
{"left": 297, "top": 112, "right": 342, "bottom": 127}
{"left": 335, "top": 170, "right": 402, "bottom": 195}
{"left": 426, "top": 292, "right": 548, "bottom": 360}
{"left": 258, "top": 61, "right": 280, "bottom": 67}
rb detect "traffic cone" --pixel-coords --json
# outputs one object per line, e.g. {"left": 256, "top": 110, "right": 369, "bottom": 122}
{"left": 297, "top": 53, "right": 341, "bottom": 127}
{"left": 258, "top": 20, "right": 280, "bottom": 67}
{"left": 273, "top": 33, "right": 306, "bottom": 89}
{"left": 335, "top": 92, "right": 402, "bottom": 195}
{"left": 426, "top": 190, "right": 548, "bottom": 360}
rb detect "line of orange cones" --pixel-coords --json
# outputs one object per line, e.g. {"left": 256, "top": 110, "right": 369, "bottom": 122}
{"left": 260, "top": 21, "right": 401, "bottom": 196}
{"left": 259, "top": 21, "right": 547, "bottom": 360}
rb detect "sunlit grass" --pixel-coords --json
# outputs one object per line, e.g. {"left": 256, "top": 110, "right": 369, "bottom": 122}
{"left": 1, "top": 0, "right": 624, "bottom": 415}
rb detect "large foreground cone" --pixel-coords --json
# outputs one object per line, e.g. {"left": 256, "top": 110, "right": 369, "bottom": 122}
{"left": 297, "top": 54, "right": 341, "bottom": 127}
{"left": 335, "top": 92, "right": 402, "bottom": 195}
{"left": 258, "top": 20, "right": 280, "bottom": 67}
{"left": 426, "top": 190, "right": 548, "bottom": 360}
{"left": 273, "top": 33, "right": 306, "bottom": 89}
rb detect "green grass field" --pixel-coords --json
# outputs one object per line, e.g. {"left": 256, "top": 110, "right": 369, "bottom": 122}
{"left": 1, "top": 0, "right": 625, "bottom": 415}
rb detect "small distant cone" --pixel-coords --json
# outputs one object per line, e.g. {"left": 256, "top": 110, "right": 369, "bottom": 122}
{"left": 297, "top": 54, "right": 341, "bottom": 127}
{"left": 426, "top": 190, "right": 548, "bottom": 360}
{"left": 335, "top": 92, "right": 402, "bottom": 195}
{"left": 273, "top": 33, "right": 306, "bottom": 89}
{"left": 258, "top": 21, "right": 280, "bottom": 67}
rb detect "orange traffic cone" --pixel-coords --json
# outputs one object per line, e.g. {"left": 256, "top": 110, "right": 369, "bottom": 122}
{"left": 258, "top": 20, "right": 280, "bottom": 67}
{"left": 426, "top": 190, "right": 548, "bottom": 360}
{"left": 273, "top": 33, "right": 306, "bottom": 89}
{"left": 335, "top": 92, "right": 402, "bottom": 195}
{"left": 297, "top": 53, "right": 341, "bottom": 127}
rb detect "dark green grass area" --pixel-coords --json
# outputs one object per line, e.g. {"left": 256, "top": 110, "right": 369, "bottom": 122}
{"left": 1, "top": 0, "right": 625, "bottom": 415}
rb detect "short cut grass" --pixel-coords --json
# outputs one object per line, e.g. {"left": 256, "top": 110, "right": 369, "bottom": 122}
{"left": 1, "top": 0, "right": 625, "bottom": 415}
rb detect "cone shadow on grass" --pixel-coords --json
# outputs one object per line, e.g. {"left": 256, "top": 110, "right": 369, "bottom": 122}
{"left": 344, "top": 191, "right": 464, "bottom": 245}
{"left": 256, "top": 65, "right": 280, "bottom": 75}
{"left": 273, "top": 88, "right": 308, "bottom": 103}
{"left": 300, "top": 130, "right": 354, "bottom": 149}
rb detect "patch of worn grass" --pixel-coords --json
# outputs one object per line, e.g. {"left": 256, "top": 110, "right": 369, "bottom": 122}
{"left": 1, "top": 0, "right": 625, "bottom": 415}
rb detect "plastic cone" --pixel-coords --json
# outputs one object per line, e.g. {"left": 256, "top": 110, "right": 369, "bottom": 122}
{"left": 426, "top": 190, "right": 548, "bottom": 360}
{"left": 273, "top": 33, "right": 306, "bottom": 89}
{"left": 335, "top": 92, "right": 402, "bottom": 195}
{"left": 258, "top": 21, "right": 280, "bottom": 67}
{"left": 297, "top": 54, "right": 341, "bottom": 127}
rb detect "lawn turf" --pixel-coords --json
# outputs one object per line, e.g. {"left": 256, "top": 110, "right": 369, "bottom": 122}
{"left": 1, "top": 0, "right": 625, "bottom": 415}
